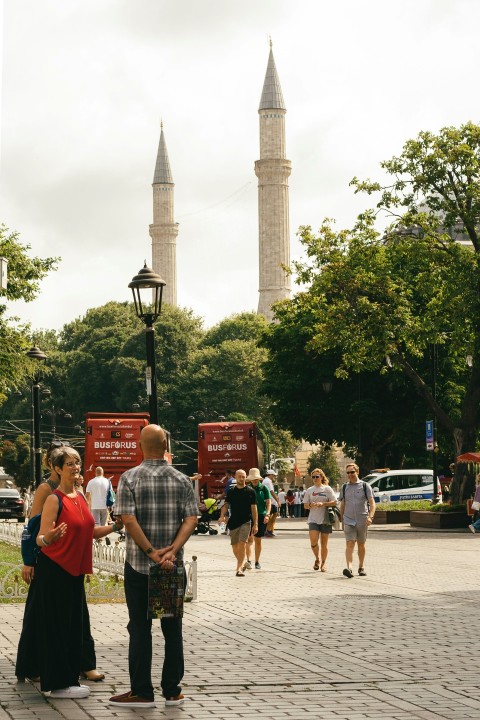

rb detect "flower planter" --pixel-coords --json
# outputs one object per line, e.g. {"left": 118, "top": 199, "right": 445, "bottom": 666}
{"left": 374, "top": 510, "right": 411, "bottom": 524}
{"left": 410, "top": 510, "right": 470, "bottom": 529}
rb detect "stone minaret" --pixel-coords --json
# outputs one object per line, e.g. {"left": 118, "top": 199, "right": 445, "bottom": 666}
{"left": 255, "top": 44, "right": 291, "bottom": 322}
{"left": 149, "top": 123, "right": 178, "bottom": 306}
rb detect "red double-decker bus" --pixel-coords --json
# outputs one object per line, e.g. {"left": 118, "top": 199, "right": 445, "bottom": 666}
{"left": 83, "top": 412, "right": 150, "bottom": 489}
{"left": 196, "top": 421, "right": 263, "bottom": 500}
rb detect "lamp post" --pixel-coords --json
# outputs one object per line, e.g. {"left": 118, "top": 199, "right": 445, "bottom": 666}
{"left": 41, "top": 398, "right": 72, "bottom": 441}
{"left": 129, "top": 263, "right": 166, "bottom": 425}
{"left": 26, "top": 346, "right": 47, "bottom": 487}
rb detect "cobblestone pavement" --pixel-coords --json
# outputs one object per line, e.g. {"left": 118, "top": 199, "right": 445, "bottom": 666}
{"left": 2, "top": 522, "right": 479, "bottom": 720}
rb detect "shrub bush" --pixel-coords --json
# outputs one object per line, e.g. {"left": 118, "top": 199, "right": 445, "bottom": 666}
{"left": 375, "top": 500, "right": 431, "bottom": 511}
{"left": 428, "top": 503, "right": 466, "bottom": 513}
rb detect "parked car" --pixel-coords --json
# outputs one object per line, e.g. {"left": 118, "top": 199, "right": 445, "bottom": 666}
{"left": 361, "top": 469, "right": 442, "bottom": 503}
{"left": 0, "top": 488, "right": 25, "bottom": 522}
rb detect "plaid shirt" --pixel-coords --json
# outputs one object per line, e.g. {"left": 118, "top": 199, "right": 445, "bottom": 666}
{"left": 115, "top": 459, "right": 198, "bottom": 574}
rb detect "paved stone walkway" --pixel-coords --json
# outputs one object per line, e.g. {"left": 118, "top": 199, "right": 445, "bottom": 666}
{"left": 1, "top": 522, "right": 479, "bottom": 719}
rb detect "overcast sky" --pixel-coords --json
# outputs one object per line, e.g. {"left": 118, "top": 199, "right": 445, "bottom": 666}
{"left": 2, "top": 0, "right": 480, "bottom": 333}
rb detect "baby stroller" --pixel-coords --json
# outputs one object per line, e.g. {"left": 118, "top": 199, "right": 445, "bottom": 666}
{"left": 194, "top": 497, "right": 224, "bottom": 535}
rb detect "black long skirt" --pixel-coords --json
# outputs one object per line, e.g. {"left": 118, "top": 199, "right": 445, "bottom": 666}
{"left": 34, "top": 553, "right": 85, "bottom": 692}
{"left": 15, "top": 561, "right": 96, "bottom": 680}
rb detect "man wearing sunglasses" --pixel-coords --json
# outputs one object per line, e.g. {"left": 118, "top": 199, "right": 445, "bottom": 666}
{"left": 339, "top": 463, "right": 375, "bottom": 578}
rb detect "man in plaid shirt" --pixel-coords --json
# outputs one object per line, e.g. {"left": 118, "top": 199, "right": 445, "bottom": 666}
{"left": 109, "top": 425, "right": 198, "bottom": 709}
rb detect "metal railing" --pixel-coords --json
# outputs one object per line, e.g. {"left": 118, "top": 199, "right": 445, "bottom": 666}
{"left": 0, "top": 522, "right": 197, "bottom": 601}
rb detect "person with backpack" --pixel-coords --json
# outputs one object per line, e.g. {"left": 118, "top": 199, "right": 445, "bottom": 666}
{"left": 340, "top": 463, "right": 375, "bottom": 578}
{"left": 16, "top": 443, "right": 106, "bottom": 684}
{"left": 33, "top": 446, "right": 122, "bottom": 698}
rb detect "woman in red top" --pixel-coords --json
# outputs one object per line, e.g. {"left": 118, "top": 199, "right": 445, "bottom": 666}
{"left": 286, "top": 489, "right": 295, "bottom": 518}
{"left": 34, "top": 447, "right": 122, "bottom": 699}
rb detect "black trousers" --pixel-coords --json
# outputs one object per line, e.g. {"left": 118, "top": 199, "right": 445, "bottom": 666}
{"left": 15, "top": 564, "right": 96, "bottom": 679}
{"left": 124, "top": 562, "right": 184, "bottom": 700}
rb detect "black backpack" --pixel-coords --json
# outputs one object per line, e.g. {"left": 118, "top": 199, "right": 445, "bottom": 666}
{"left": 21, "top": 491, "right": 63, "bottom": 567}
{"left": 341, "top": 481, "right": 369, "bottom": 503}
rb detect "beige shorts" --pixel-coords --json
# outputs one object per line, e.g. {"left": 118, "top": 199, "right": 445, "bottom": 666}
{"left": 344, "top": 523, "right": 368, "bottom": 543}
{"left": 230, "top": 521, "right": 252, "bottom": 545}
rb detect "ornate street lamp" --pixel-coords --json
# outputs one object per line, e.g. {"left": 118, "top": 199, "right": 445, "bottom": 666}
{"left": 129, "top": 263, "right": 166, "bottom": 425}
{"left": 26, "top": 346, "right": 47, "bottom": 487}
{"left": 42, "top": 401, "right": 72, "bottom": 440}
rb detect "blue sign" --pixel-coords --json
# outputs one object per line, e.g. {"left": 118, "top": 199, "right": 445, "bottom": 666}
{"left": 426, "top": 420, "right": 434, "bottom": 450}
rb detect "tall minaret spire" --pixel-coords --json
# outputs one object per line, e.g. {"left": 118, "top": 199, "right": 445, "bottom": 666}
{"left": 149, "top": 122, "right": 178, "bottom": 306}
{"left": 255, "top": 43, "right": 291, "bottom": 321}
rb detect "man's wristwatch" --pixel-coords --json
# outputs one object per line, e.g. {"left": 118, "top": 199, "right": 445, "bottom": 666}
{"left": 145, "top": 546, "right": 154, "bottom": 555}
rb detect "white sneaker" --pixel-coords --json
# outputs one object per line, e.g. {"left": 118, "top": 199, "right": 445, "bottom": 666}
{"left": 242, "top": 560, "right": 252, "bottom": 570}
{"left": 48, "top": 685, "right": 90, "bottom": 699}
{"left": 469, "top": 524, "right": 476, "bottom": 534}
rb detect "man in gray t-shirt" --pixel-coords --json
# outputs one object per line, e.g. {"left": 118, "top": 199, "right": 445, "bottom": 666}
{"left": 340, "top": 463, "right": 375, "bottom": 579}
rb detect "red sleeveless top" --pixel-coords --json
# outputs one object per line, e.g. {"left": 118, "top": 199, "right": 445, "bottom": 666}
{"left": 41, "top": 490, "right": 95, "bottom": 576}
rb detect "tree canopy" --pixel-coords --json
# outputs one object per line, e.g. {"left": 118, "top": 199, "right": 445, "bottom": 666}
{"left": 0, "top": 226, "right": 58, "bottom": 399}
{"left": 264, "top": 122, "right": 480, "bottom": 501}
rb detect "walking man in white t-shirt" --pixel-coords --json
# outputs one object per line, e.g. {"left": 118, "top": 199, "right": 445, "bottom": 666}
{"left": 86, "top": 466, "right": 110, "bottom": 525}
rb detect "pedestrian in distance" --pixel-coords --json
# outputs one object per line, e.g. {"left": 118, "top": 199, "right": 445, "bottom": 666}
{"left": 218, "top": 469, "right": 258, "bottom": 576}
{"left": 262, "top": 469, "right": 280, "bottom": 536}
{"left": 286, "top": 489, "right": 295, "bottom": 517}
{"left": 294, "top": 487, "right": 303, "bottom": 517}
{"left": 339, "top": 463, "right": 375, "bottom": 578}
{"left": 245, "top": 467, "right": 271, "bottom": 570}
{"left": 109, "top": 424, "right": 198, "bottom": 709}
{"left": 85, "top": 467, "right": 110, "bottom": 526}
{"left": 303, "top": 469, "right": 337, "bottom": 571}
{"left": 277, "top": 487, "right": 287, "bottom": 517}
{"left": 468, "top": 472, "right": 480, "bottom": 533}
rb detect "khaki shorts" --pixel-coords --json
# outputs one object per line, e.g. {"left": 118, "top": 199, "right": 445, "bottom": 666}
{"left": 344, "top": 523, "right": 368, "bottom": 543}
{"left": 230, "top": 521, "right": 252, "bottom": 545}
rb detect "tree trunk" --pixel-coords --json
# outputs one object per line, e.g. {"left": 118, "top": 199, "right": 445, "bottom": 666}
{"left": 449, "top": 426, "right": 478, "bottom": 504}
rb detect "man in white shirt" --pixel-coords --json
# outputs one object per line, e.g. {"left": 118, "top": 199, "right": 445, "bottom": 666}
{"left": 294, "top": 488, "right": 304, "bottom": 517}
{"left": 86, "top": 466, "right": 110, "bottom": 525}
{"left": 277, "top": 489, "right": 287, "bottom": 517}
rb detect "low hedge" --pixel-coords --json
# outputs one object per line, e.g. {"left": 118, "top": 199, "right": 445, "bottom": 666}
{"left": 428, "top": 503, "right": 466, "bottom": 513}
{"left": 375, "top": 500, "right": 432, "bottom": 512}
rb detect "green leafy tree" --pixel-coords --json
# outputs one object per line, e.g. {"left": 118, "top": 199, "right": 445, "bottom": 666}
{"left": 201, "top": 312, "right": 269, "bottom": 347}
{"left": 270, "top": 122, "right": 480, "bottom": 501}
{"left": 307, "top": 444, "right": 341, "bottom": 484}
{"left": 262, "top": 300, "right": 433, "bottom": 475}
{"left": 171, "top": 313, "right": 297, "bottom": 472}
{"left": 0, "top": 226, "right": 58, "bottom": 399}
{"left": 54, "top": 302, "right": 204, "bottom": 419}
{"left": 0, "top": 434, "right": 31, "bottom": 488}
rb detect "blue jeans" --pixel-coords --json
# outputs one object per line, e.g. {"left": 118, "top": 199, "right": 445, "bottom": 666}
{"left": 471, "top": 516, "right": 480, "bottom": 531}
{"left": 124, "top": 562, "right": 184, "bottom": 700}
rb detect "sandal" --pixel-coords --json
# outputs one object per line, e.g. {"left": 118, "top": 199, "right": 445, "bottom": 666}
{"left": 313, "top": 560, "right": 320, "bottom": 571}
{"left": 80, "top": 670, "right": 105, "bottom": 682}
{"left": 236, "top": 570, "right": 245, "bottom": 577}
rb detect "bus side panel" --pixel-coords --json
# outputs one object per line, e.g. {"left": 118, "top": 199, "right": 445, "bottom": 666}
{"left": 84, "top": 413, "right": 149, "bottom": 489}
{"left": 197, "top": 422, "right": 259, "bottom": 499}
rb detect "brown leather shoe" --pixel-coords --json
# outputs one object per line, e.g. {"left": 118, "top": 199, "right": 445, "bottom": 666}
{"left": 80, "top": 670, "right": 105, "bottom": 682}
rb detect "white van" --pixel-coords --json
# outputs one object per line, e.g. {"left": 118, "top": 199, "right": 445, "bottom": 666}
{"left": 361, "top": 469, "right": 442, "bottom": 504}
